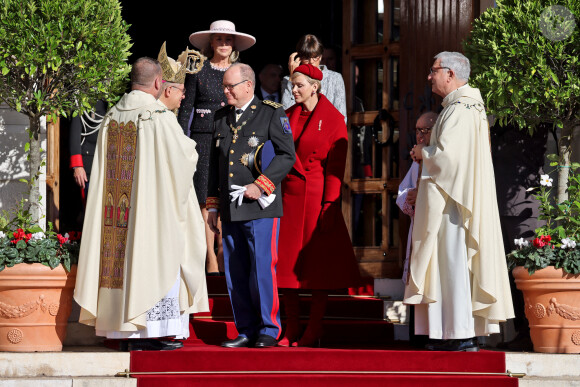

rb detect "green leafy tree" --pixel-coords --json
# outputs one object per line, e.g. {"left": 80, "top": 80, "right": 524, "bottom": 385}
{"left": 0, "top": 0, "right": 131, "bottom": 223}
{"left": 463, "top": 0, "right": 579, "bottom": 204}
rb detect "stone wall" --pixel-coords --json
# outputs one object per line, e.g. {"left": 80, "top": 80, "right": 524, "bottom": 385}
{"left": 0, "top": 103, "right": 46, "bottom": 221}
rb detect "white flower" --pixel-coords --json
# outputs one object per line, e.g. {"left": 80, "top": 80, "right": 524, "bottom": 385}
{"left": 0, "top": 231, "right": 5, "bottom": 239}
{"left": 561, "top": 238, "right": 577, "bottom": 249}
{"left": 247, "top": 136, "right": 260, "bottom": 148}
{"left": 31, "top": 232, "right": 45, "bottom": 241}
{"left": 540, "top": 174, "right": 553, "bottom": 187}
{"left": 514, "top": 238, "right": 529, "bottom": 248}
{"left": 64, "top": 233, "right": 70, "bottom": 239}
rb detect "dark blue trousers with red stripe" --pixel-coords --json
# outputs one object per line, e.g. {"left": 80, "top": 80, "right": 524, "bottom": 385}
{"left": 222, "top": 217, "right": 281, "bottom": 340}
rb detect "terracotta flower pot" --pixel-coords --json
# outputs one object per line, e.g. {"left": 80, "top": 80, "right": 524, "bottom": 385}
{"left": 513, "top": 266, "right": 580, "bottom": 353}
{"left": 0, "top": 263, "right": 77, "bottom": 352}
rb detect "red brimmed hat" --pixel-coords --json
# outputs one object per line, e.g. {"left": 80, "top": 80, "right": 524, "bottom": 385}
{"left": 294, "top": 63, "right": 323, "bottom": 80}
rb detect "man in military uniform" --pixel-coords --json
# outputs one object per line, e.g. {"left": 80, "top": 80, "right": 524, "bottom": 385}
{"left": 207, "top": 63, "right": 295, "bottom": 348}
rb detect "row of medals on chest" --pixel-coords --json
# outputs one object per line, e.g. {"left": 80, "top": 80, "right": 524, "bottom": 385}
{"left": 228, "top": 105, "right": 258, "bottom": 168}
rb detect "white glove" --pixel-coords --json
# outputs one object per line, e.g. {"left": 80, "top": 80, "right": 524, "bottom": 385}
{"left": 229, "top": 184, "right": 246, "bottom": 207}
{"left": 257, "top": 193, "right": 276, "bottom": 209}
{"left": 229, "top": 184, "right": 276, "bottom": 209}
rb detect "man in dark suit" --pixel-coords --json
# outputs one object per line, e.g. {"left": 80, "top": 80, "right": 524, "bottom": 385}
{"left": 207, "top": 63, "right": 295, "bottom": 348}
{"left": 256, "top": 63, "right": 283, "bottom": 103}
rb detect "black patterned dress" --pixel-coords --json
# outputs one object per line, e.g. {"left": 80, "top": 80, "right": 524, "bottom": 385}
{"left": 178, "top": 60, "right": 229, "bottom": 204}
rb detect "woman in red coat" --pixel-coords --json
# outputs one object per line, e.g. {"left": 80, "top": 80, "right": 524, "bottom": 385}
{"left": 277, "top": 64, "right": 360, "bottom": 347}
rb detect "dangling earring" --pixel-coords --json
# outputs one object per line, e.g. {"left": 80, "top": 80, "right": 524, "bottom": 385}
{"left": 311, "top": 90, "right": 316, "bottom": 96}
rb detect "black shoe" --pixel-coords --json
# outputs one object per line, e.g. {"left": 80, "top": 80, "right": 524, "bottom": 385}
{"left": 254, "top": 334, "right": 278, "bottom": 348}
{"left": 127, "top": 339, "right": 181, "bottom": 351}
{"left": 221, "top": 336, "right": 252, "bottom": 348}
{"left": 159, "top": 340, "right": 184, "bottom": 349}
{"left": 426, "top": 338, "right": 479, "bottom": 352}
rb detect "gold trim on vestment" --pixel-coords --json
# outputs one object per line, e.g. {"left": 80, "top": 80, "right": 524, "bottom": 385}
{"left": 99, "top": 119, "right": 138, "bottom": 289}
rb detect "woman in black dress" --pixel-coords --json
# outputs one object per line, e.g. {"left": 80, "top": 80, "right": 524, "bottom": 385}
{"left": 178, "top": 20, "right": 255, "bottom": 275}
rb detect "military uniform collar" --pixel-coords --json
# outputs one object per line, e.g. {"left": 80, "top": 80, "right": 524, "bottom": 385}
{"left": 233, "top": 98, "right": 254, "bottom": 114}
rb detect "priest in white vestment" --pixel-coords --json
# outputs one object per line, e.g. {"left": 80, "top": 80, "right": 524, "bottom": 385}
{"left": 397, "top": 112, "right": 438, "bottom": 284}
{"left": 405, "top": 52, "right": 514, "bottom": 352}
{"left": 74, "top": 48, "right": 208, "bottom": 351}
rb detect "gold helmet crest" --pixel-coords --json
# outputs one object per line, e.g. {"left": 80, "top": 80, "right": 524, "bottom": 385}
{"left": 157, "top": 41, "right": 204, "bottom": 84}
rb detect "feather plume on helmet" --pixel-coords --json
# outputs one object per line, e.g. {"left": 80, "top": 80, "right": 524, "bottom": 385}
{"left": 157, "top": 41, "right": 204, "bottom": 84}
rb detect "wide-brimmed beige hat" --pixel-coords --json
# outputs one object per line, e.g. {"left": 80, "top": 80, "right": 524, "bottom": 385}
{"left": 189, "top": 20, "right": 256, "bottom": 52}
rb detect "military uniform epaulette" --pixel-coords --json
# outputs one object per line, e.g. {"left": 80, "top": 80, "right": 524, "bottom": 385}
{"left": 262, "top": 100, "right": 283, "bottom": 109}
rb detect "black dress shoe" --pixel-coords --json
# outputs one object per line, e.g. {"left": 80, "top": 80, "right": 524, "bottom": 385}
{"left": 254, "top": 334, "right": 278, "bottom": 348}
{"left": 126, "top": 338, "right": 181, "bottom": 351}
{"left": 425, "top": 338, "right": 479, "bottom": 352}
{"left": 159, "top": 340, "right": 184, "bottom": 349}
{"left": 221, "top": 336, "right": 252, "bottom": 348}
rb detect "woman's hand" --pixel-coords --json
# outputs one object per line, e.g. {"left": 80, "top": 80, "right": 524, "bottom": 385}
{"left": 288, "top": 52, "right": 300, "bottom": 75}
{"left": 208, "top": 211, "right": 220, "bottom": 234}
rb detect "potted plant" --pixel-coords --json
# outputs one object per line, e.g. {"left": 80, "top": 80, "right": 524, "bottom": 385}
{"left": 463, "top": 0, "right": 580, "bottom": 353}
{"left": 0, "top": 199, "right": 80, "bottom": 351}
{"left": 0, "top": 0, "right": 131, "bottom": 223}
{"left": 0, "top": 0, "right": 131, "bottom": 351}
{"left": 463, "top": 0, "right": 579, "bottom": 204}
{"left": 507, "top": 160, "right": 580, "bottom": 353}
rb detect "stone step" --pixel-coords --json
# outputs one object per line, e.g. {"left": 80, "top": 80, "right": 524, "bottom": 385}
{"left": 0, "top": 347, "right": 129, "bottom": 378}
{"left": 505, "top": 352, "right": 580, "bottom": 378}
{"left": 518, "top": 377, "right": 580, "bottom": 386}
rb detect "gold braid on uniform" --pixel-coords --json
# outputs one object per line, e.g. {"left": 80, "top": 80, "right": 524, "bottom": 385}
{"left": 262, "top": 100, "right": 283, "bottom": 109}
{"left": 206, "top": 197, "right": 219, "bottom": 210}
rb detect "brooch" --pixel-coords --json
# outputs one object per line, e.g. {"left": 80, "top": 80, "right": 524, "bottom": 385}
{"left": 248, "top": 136, "right": 259, "bottom": 148}
{"left": 240, "top": 153, "right": 250, "bottom": 167}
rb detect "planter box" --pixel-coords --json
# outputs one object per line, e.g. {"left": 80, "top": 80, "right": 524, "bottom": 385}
{"left": 0, "top": 263, "right": 76, "bottom": 352}
{"left": 514, "top": 266, "right": 580, "bottom": 353}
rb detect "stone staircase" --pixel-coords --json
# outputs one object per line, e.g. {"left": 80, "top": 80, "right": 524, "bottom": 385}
{"left": 0, "top": 277, "right": 578, "bottom": 385}
{"left": 1, "top": 346, "right": 579, "bottom": 386}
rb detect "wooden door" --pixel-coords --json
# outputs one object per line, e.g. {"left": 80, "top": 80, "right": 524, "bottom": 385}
{"left": 342, "top": 0, "right": 402, "bottom": 279}
{"left": 342, "top": 0, "right": 482, "bottom": 279}
{"left": 397, "top": 0, "right": 480, "bottom": 271}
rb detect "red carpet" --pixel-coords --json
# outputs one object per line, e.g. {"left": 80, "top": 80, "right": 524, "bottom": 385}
{"left": 130, "top": 345, "right": 516, "bottom": 386}
{"left": 129, "top": 275, "right": 517, "bottom": 386}
{"left": 135, "top": 374, "right": 515, "bottom": 387}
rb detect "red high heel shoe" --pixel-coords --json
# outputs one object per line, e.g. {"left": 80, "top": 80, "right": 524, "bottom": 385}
{"left": 294, "top": 290, "right": 328, "bottom": 347}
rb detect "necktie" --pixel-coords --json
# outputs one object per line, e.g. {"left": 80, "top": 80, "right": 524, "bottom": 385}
{"left": 235, "top": 109, "right": 243, "bottom": 121}
{"left": 266, "top": 94, "right": 276, "bottom": 102}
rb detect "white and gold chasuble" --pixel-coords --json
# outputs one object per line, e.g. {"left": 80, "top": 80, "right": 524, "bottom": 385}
{"left": 404, "top": 85, "right": 514, "bottom": 339}
{"left": 74, "top": 91, "right": 208, "bottom": 336}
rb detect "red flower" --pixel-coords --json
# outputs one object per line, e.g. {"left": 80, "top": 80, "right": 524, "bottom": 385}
{"left": 56, "top": 234, "right": 68, "bottom": 245}
{"left": 533, "top": 238, "right": 545, "bottom": 248}
{"left": 12, "top": 228, "right": 25, "bottom": 240}
{"left": 11, "top": 228, "right": 30, "bottom": 244}
{"left": 540, "top": 235, "right": 551, "bottom": 243}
